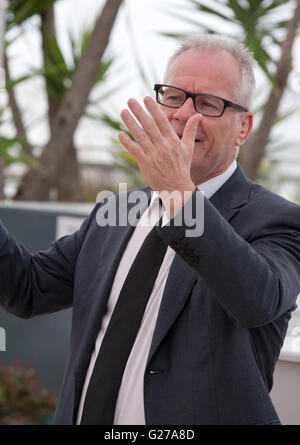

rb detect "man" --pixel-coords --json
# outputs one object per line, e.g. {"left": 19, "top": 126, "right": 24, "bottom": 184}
{"left": 1, "top": 35, "right": 300, "bottom": 425}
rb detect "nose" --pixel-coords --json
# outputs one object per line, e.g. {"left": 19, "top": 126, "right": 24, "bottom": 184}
{"left": 172, "top": 97, "right": 198, "bottom": 121}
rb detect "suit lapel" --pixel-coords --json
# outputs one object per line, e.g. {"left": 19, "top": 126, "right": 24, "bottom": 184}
{"left": 147, "top": 164, "right": 253, "bottom": 364}
{"left": 209, "top": 163, "right": 253, "bottom": 219}
{"left": 148, "top": 255, "right": 198, "bottom": 361}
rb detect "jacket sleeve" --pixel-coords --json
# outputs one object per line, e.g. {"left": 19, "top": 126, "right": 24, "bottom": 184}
{"left": 158, "top": 189, "right": 300, "bottom": 328}
{"left": 0, "top": 204, "right": 99, "bottom": 318}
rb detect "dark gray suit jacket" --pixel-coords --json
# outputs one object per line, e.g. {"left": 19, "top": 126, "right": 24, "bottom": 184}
{"left": 1, "top": 165, "right": 300, "bottom": 425}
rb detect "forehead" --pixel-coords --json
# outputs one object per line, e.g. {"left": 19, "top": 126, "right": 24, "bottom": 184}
{"left": 164, "top": 48, "right": 242, "bottom": 98}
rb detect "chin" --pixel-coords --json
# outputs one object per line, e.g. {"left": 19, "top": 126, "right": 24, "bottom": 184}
{"left": 190, "top": 165, "right": 207, "bottom": 183}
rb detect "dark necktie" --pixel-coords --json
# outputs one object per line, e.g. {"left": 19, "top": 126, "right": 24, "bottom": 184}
{"left": 80, "top": 219, "right": 168, "bottom": 425}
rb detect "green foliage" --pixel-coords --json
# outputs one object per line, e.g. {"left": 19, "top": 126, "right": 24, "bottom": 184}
{"left": 41, "top": 27, "right": 114, "bottom": 103}
{"left": 99, "top": 113, "right": 131, "bottom": 136}
{"left": 6, "top": 1, "right": 116, "bottom": 104}
{"left": 0, "top": 137, "right": 39, "bottom": 167}
{"left": 160, "top": 0, "right": 294, "bottom": 82}
{"left": 99, "top": 114, "right": 143, "bottom": 174}
{"left": 3, "top": 2, "right": 116, "bottom": 172}
{"left": 0, "top": 363, "right": 57, "bottom": 425}
{"left": 85, "top": 112, "right": 145, "bottom": 187}
{"left": 7, "top": 0, "right": 59, "bottom": 28}
{"left": 41, "top": 29, "right": 70, "bottom": 102}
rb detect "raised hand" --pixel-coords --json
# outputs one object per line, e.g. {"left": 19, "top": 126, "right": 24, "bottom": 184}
{"left": 118, "top": 96, "right": 202, "bottom": 218}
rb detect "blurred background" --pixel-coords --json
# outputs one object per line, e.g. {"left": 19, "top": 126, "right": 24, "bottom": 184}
{"left": 0, "top": 0, "right": 300, "bottom": 425}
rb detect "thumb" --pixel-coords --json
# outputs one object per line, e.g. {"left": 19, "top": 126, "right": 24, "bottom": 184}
{"left": 181, "top": 113, "right": 202, "bottom": 148}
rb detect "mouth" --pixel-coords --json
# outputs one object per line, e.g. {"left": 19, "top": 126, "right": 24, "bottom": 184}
{"left": 178, "top": 134, "right": 203, "bottom": 143}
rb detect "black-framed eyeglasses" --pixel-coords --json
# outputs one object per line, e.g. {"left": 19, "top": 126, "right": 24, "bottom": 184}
{"left": 154, "top": 84, "right": 248, "bottom": 117}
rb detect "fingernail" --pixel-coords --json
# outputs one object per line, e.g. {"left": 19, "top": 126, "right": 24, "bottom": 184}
{"left": 128, "top": 98, "right": 136, "bottom": 107}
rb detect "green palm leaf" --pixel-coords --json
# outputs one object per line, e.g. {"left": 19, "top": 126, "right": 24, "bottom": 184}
{"left": 7, "top": 0, "right": 59, "bottom": 28}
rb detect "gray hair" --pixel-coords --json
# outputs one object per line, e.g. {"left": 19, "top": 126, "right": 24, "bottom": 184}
{"left": 165, "top": 34, "right": 256, "bottom": 109}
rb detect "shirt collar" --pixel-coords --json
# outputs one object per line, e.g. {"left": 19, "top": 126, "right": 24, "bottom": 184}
{"left": 197, "top": 160, "right": 237, "bottom": 199}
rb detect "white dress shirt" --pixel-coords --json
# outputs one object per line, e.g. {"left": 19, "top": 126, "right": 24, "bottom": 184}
{"left": 76, "top": 160, "right": 237, "bottom": 425}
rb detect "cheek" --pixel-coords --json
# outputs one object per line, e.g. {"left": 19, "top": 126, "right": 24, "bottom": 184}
{"left": 162, "top": 108, "right": 174, "bottom": 123}
{"left": 205, "top": 119, "right": 234, "bottom": 148}
{"left": 196, "top": 121, "right": 230, "bottom": 158}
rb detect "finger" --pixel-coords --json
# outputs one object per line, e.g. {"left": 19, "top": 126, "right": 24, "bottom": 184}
{"left": 118, "top": 131, "right": 147, "bottom": 162}
{"left": 181, "top": 113, "right": 203, "bottom": 149}
{"left": 127, "top": 98, "right": 163, "bottom": 145}
{"left": 144, "top": 96, "right": 177, "bottom": 141}
{"left": 120, "top": 109, "right": 151, "bottom": 149}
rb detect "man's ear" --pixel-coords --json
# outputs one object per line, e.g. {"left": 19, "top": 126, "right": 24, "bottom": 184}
{"left": 235, "top": 111, "right": 253, "bottom": 146}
